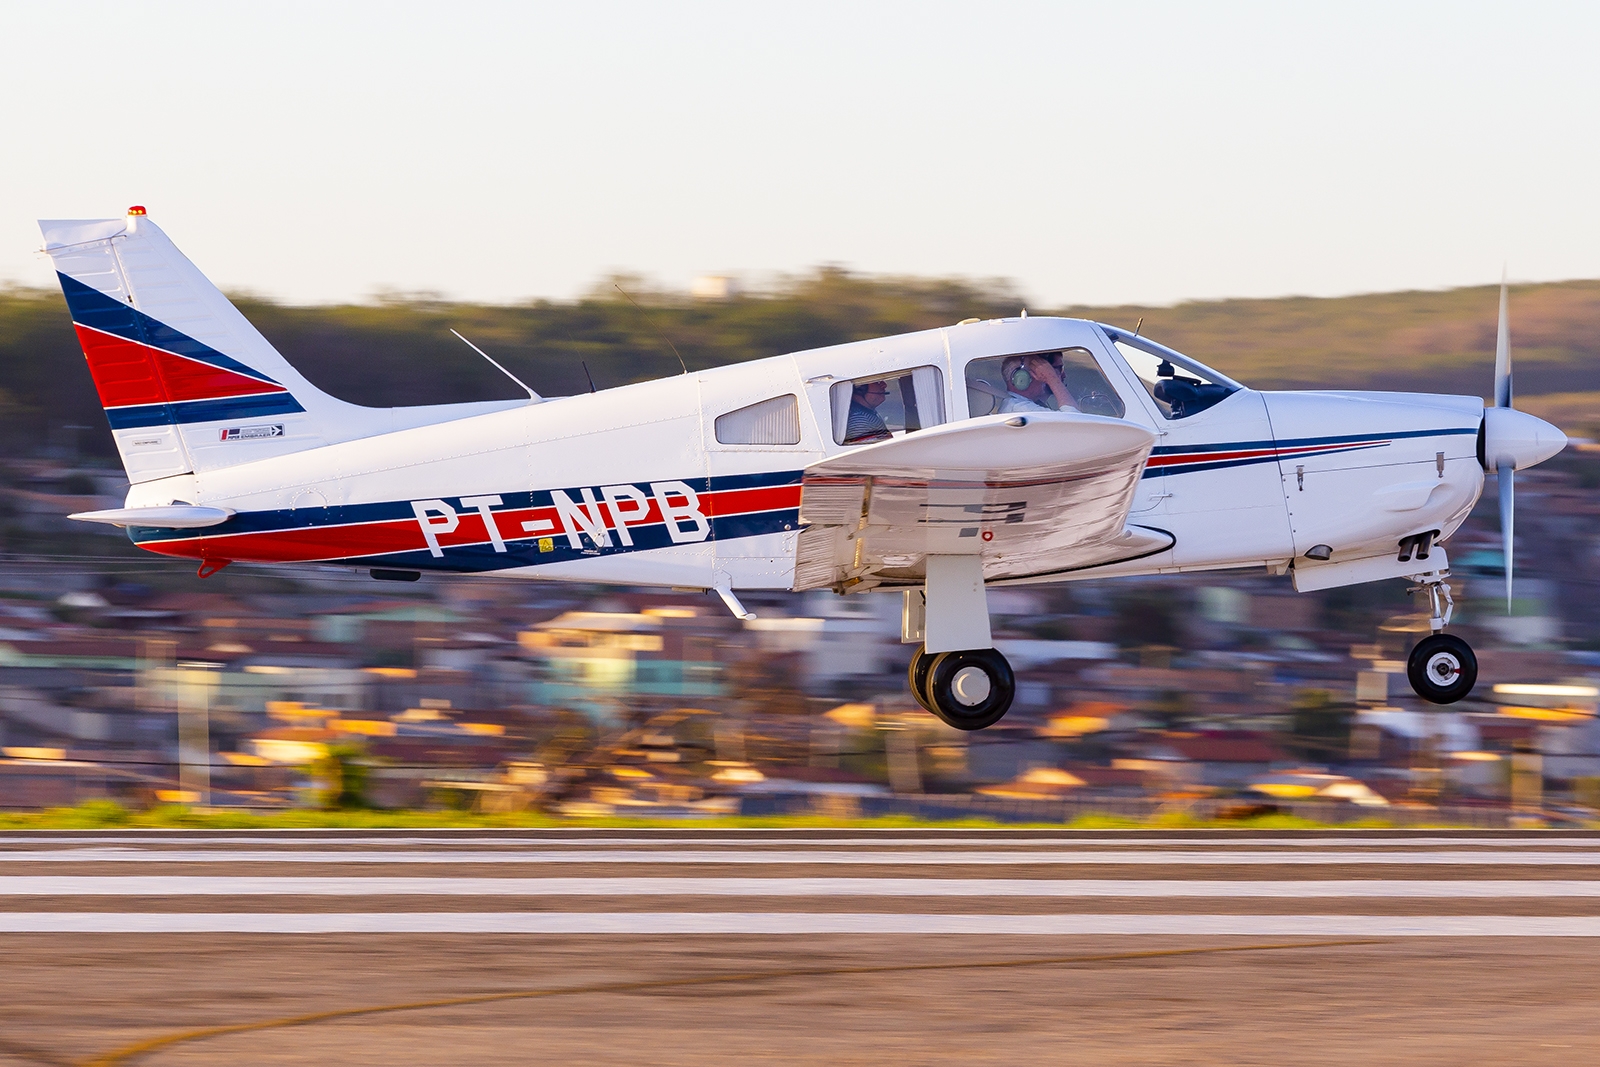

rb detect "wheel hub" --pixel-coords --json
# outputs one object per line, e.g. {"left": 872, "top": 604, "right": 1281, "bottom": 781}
{"left": 1426, "top": 651, "right": 1461, "bottom": 684}
{"left": 950, "top": 665, "right": 992, "bottom": 706}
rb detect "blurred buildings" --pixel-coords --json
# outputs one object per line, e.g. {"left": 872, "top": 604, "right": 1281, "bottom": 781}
{"left": 3, "top": 453, "right": 1600, "bottom": 825}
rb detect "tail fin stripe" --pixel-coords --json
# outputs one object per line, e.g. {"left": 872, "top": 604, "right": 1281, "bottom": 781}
{"left": 59, "top": 273, "right": 282, "bottom": 385}
{"left": 105, "top": 394, "right": 306, "bottom": 430}
{"left": 74, "top": 324, "right": 293, "bottom": 407}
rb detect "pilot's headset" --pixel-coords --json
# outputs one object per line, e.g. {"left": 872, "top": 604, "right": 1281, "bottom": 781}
{"left": 1007, "top": 361, "right": 1032, "bottom": 391}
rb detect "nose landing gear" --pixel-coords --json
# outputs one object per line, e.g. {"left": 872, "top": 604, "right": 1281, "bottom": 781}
{"left": 1405, "top": 576, "right": 1478, "bottom": 704}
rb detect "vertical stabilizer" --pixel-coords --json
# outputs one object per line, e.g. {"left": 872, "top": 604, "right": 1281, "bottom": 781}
{"left": 40, "top": 208, "right": 332, "bottom": 482}
{"left": 39, "top": 207, "right": 531, "bottom": 485}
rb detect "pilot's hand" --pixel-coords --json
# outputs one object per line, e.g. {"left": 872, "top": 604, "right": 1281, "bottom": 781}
{"left": 1025, "top": 356, "right": 1061, "bottom": 384}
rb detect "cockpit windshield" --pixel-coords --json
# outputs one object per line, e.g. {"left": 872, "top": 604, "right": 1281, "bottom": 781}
{"left": 1101, "top": 325, "right": 1242, "bottom": 420}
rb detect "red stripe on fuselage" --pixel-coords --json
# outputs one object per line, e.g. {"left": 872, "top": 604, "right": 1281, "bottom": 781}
{"left": 74, "top": 324, "right": 286, "bottom": 409}
{"left": 135, "top": 482, "right": 804, "bottom": 564}
{"left": 1145, "top": 440, "right": 1385, "bottom": 470}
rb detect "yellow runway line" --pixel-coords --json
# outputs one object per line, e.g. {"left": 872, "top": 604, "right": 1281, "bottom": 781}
{"left": 80, "top": 938, "right": 1380, "bottom": 1066}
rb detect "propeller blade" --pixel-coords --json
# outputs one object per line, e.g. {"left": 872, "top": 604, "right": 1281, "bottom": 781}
{"left": 1494, "top": 274, "right": 1512, "bottom": 408}
{"left": 1498, "top": 460, "right": 1514, "bottom": 612}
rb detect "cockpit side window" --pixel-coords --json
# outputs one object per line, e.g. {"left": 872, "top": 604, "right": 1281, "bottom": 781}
{"left": 964, "top": 347, "right": 1125, "bottom": 419}
{"left": 829, "top": 366, "right": 945, "bottom": 445}
{"left": 1103, "top": 327, "right": 1241, "bottom": 420}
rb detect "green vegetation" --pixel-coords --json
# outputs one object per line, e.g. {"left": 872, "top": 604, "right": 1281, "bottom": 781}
{"left": 310, "top": 741, "right": 371, "bottom": 810}
{"left": 4, "top": 272, "right": 1598, "bottom": 463}
{"left": 0, "top": 799, "right": 1521, "bottom": 831}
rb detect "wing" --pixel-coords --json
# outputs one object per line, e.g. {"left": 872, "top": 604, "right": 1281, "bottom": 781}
{"left": 792, "top": 412, "right": 1168, "bottom": 591}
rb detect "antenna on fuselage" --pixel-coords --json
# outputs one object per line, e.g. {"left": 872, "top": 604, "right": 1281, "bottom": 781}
{"left": 614, "top": 284, "right": 689, "bottom": 376}
{"left": 581, "top": 360, "right": 598, "bottom": 394}
{"left": 1133, "top": 316, "right": 1144, "bottom": 338}
{"left": 449, "top": 329, "right": 539, "bottom": 401}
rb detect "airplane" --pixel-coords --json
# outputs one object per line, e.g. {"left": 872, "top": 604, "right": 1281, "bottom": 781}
{"left": 39, "top": 208, "right": 1568, "bottom": 730}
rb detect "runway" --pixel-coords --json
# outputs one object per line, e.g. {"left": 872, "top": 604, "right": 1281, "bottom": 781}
{"left": 2, "top": 829, "right": 1598, "bottom": 1065}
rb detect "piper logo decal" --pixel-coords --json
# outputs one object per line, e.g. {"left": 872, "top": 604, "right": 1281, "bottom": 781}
{"left": 220, "top": 424, "right": 284, "bottom": 441}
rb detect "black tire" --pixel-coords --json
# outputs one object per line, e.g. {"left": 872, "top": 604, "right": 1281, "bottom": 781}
{"left": 926, "top": 648, "right": 1015, "bottom": 731}
{"left": 907, "top": 645, "right": 936, "bottom": 714}
{"left": 1407, "top": 633, "right": 1478, "bottom": 704}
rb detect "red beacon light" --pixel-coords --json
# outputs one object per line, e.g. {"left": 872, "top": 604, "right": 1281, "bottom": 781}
{"left": 127, "top": 205, "right": 147, "bottom": 216}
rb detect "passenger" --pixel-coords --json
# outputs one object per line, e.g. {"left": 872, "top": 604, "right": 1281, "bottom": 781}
{"left": 843, "top": 380, "right": 894, "bottom": 443}
{"left": 999, "top": 355, "right": 1078, "bottom": 414}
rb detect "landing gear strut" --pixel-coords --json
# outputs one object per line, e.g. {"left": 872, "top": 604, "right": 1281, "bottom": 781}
{"left": 902, "top": 556, "right": 1015, "bottom": 730}
{"left": 908, "top": 644, "right": 1015, "bottom": 730}
{"left": 1405, "top": 575, "right": 1478, "bottom": 704}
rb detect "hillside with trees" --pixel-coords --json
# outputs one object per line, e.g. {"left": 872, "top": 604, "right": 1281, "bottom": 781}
{"left": 3, "top": 270, "right": 1597, "bottom": 461}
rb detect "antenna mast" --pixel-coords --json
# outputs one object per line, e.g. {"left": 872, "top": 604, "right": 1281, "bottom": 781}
{"left": 450, "top": 330, "right": 539, "bottom": 401}
{"left": 614, "top": 284, "right": 689, "bottom": 375}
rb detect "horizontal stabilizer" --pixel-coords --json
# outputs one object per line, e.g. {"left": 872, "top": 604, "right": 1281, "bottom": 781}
{"left": 69, "top": 505, "right": 235, "bottom": 529}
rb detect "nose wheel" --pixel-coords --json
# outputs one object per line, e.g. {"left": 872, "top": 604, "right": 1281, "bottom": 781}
{"left": 1403, "top": 576, "right": 1477, "bottom": 704}
{"left": 908, "top": 645, "right": 1015, "bottom": 730}
{"left": 1407, "top": 633, "right": 1478, "bottom": 704}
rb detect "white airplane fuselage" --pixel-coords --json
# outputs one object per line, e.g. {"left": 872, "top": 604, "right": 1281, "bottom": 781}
{"left": 117, "top": 315, "right": 1489, "bottom": 596}
{"left": 44, "top": 210, "right": 1568, "bottom": 723}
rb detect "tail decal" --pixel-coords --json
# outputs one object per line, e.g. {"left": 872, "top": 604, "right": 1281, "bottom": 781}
{"left": 61, "top": 273, "right": 304, "bottom": 430}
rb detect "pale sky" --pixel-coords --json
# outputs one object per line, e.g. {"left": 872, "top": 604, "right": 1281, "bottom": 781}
{"left": 3, "top": 1, "right": 1597, "bottom": 307}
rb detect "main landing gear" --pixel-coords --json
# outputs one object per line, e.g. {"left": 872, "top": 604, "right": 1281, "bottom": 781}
{"left": 901, "top": 555, "right": 1016, "bottom": 730}
{"left": 1405, "top": 575, "right": 1478, "bottom": 704}
{"left": 908, "top": 644, "right": 1015, "bottom": 730}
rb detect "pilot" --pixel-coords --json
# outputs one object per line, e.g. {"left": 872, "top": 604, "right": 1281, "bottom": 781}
{"left": 999, "top": 355, "right": 1078, "bottom": 414}
{"left": 843, "top": 379, "right": 893, "bottom": 443}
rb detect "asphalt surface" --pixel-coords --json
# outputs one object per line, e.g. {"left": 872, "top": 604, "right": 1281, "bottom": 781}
{"left": 2, "top": 829, "right": 1598, "bottom": 1065}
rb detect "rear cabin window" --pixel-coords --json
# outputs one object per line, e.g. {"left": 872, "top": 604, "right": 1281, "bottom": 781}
{"left": 715, "top": 395, "right": 801, "bottom": 445}
{"left": 830, "top": 367, "right": 945, "bottom": 445}
{"left": 964, "top": 348, "right": 1125, "bottom": 418}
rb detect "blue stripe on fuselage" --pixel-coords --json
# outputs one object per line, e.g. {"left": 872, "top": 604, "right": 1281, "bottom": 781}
{"left": 1147, "top": 426, "right": 1478, "bottom": 457}
{"left": 128, "top": 468, "right": 806, "bottom": 548}
{"left": 1142, "top": 426, "right": 1478, "bottom": 479}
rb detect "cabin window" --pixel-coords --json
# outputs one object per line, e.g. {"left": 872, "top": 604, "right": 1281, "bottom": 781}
{"left": 964, "top": 348, "right": 1125, "bottom": 418}
{"left": 715, "top": 394, "right": 802, "bottom": 445}
{"left": 1105, "top": 330, "right": 1239, "bottom": 420}
{"left": 830, "top": 366, "right": 945, "bottom": 445}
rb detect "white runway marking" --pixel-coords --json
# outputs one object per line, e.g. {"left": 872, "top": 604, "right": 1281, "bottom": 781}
{"left": 7, "top": 876, "right": 1600, "bottom": 897}
{"left": 5, "top": 835, "right": 1598, "bottom": 848}
{"left": 4, "top": 850, "right": 1599, "bottom": 866}
{"left": 0, "top": 912, "right": 1597, "bottom": 935}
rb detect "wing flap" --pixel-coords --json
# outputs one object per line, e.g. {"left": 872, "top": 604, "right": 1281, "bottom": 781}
{"left": 793, "top": 413, "right": 1161, "bottom": 590}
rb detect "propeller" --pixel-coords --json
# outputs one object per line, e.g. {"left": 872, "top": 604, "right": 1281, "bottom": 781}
{"left": 1494, "top": 277, "right": 1514, "bottom": 613}
{"left": 1480, "top": 276, "right": 1566, "bottom": 612}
